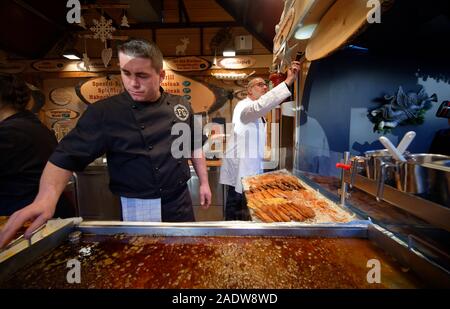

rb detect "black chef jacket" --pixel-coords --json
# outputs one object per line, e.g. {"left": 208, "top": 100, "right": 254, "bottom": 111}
{"left": 0, "top": 111, "right": 65, "bottom": 214}
{"left": 49, "top": 88, "right": 204, "bottom": 200}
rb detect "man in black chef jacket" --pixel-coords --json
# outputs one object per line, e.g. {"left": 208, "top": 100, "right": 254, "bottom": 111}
{"left": 0, "top": 39, "right": 211, "bottom": 247}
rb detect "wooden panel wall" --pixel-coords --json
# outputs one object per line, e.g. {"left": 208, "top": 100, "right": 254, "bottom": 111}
{"left": 156, "top": 28, "right": 201, "bottom": 56}
{"left": 202, "top": 27, "right": 269, "bottom": 55}
{"left": 183, "top": 0, "right": 234, "bottom": 22}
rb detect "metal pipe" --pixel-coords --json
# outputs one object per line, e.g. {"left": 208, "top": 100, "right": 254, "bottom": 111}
{"left": 340, "top": 151, "right": 350, "bottom": 206}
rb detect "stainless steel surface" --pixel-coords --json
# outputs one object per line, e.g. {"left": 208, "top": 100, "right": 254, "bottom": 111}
{"left": 350, "top": 156, "right": 368, "bottom": 189}
{"left": 188, "top": 165, "right": 224, "bottom": 221}
{"left": 1, "top": 224, "right": 46, "bottom": 252}
{"left": 368, "top": 224, "right": 450, "bottom": 288}
{"left": 1, "top": 220, "right": 448, "bottom": 287}
{"left": 0, "top": 220, "right": 74, "bottom": 282}
{"left": 364, "top": 149, "right": 392, "bottom": 180}
{"left": 78, "top": 221, "right": 369, "bottom": 237}
{"left": 344, "top": 171, "right": 450, "bottom": 232}
{"left": 407, "top": 234, "right": 450, "bottom": 271}
{"left": 396, "top": 153, "right": 450, "bottom": 206}
{"left": 74, "top": 165, "right": 122, "bottom": 220}
{"left": 376, "top": 161, "right": 397, "bottom": 202}
{"left": 340, "top": 151, "right": 350, "bottom": 206}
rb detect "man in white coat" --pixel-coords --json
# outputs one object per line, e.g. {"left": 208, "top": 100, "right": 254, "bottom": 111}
{"left": 219, "top": 61, "right": 301, "bottom": 220}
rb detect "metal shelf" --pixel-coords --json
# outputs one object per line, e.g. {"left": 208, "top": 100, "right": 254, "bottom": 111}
{"left": 344, "top": 170, "right": 450, "bottom": 233}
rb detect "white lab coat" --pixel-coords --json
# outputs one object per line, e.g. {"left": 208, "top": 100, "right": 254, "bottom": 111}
{"left": 219, "top": 82, "right": 291, "bottom": 193}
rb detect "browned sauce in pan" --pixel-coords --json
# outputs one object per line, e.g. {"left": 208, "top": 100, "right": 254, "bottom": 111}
{"left": 1, "top": 235, "right": 421, "bottom": 288}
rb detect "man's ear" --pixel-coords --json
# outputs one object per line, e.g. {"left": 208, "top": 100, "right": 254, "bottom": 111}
{"left": 159, "top": 70, "right": 165, "bottom": 83}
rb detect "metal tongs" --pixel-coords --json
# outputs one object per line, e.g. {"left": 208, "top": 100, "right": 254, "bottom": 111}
{"left": 0, "top": 223, "right": 46, "bottom": 252}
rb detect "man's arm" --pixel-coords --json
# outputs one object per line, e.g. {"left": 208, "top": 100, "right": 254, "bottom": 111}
{"left": 191, "top": 148, "right": 211, "bottom": 209}
{"left": 240, "top": 61, "right": 300, "bottom": 124}
{"left": 0, "top": 162, "right": 72, "bottom": 248}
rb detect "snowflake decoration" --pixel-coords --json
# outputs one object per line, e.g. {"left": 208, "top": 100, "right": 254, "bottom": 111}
{"left": 90, "top": 16, "right": 115, "bottom": 42}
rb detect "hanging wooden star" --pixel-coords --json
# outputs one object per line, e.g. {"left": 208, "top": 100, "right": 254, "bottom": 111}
{"left": 90, "top": 16, "right": 116, "bottom": 42}
{"left": 82, "top": 52, "right": 91, "bottom": 71}
{"left": 121, "top": 15, "right": 130, "bottom": 27}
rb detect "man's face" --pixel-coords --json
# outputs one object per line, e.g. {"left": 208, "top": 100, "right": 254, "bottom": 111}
{"left": 119, "top": 52, "right": 165, "bottom": 102}
{"left": 247, "top": 78, "right": 268, "bottom": 100}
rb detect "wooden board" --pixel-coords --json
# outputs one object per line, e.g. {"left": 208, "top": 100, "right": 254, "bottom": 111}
{"left": 306, "top": 0, "right": 371, "bottom": 61}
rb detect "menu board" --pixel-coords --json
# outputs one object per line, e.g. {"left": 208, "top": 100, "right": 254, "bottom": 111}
{"left": 162, "top": 70, "right": 216, "bottom": 113}
{"left": 76, "top": 75, "right": 124, "bottom": 104}
{"left": 165, "top": 56, "right": 211, "bottom": 71}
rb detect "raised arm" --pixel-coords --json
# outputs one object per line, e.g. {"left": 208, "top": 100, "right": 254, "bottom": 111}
{"left": 240, "top": 61, "right": 301, "bottom": 124}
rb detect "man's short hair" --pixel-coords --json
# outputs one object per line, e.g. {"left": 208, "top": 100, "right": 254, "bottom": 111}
{"left": 117, "top": 39, "right": 164, "bottom": 71}
{"left": 247, "top": 77, "right": 265, "bottom": 90}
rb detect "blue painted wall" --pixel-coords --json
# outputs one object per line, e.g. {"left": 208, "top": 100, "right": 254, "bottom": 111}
{"left": 296, "top": 48, "right": 450, "bottom": 176}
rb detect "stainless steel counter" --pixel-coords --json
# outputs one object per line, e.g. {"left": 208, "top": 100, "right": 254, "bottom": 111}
{"left": 74, "top": 163, "right": 224, "bottom": 221}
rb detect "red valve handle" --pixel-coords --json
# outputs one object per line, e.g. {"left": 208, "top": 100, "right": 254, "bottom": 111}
{"left": 336, "top": 163, "right": 352, "bottom": 170}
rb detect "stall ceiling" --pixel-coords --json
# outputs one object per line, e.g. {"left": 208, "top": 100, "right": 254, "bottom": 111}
{"left": 0, "top": 0, "right": 282, "bottom": 59}
{"left": 215, "top": 0, "right": 283, "bottom": 52}
{"left": 352, "top": 0, "right": 450, "bottom": 54}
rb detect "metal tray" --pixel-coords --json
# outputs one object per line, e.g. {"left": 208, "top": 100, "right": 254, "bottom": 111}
{"left": 0, "top": 220, "right": 449, "bottom": 287}
{"left": 241, "top": 169, "right": 359, "bottom": 223}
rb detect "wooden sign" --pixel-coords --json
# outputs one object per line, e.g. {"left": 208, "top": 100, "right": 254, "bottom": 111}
{"left": 306, "top": 0, "right": 371, "bottom": 61}
{"left": 165, "top": 56, "right": 211, "bottom": 71}
{"left": 0, "top": 62, "right": 26, "bottom": 73}
{"left": 32, "top": 59, "right": 120, "bottom": 72}
{"left": 217, "top": 57, "right": 256, "bottom": 69}
{"left": 273, "top": 7, "right": 296, "bottom": 55}
{"left": 49, "top": 88, "right": 75, "bottom": 106}
{"left": 45, "top": 108, "right": 79, "bottom": 120}
{"left": 76, "top": 75, "right": 124, "bottom": 104}
{"left": 75, "top": 59, "right": 120, "bottom": 72}
{"left": 32, "top": 60, "right": 67, "bottom": 72}
{"left": 162, "top": 70, "right": 216, "bottom": 113}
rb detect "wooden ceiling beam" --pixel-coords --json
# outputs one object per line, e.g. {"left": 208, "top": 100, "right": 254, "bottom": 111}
{"left": 13, "top": 0, "right": 65, "bottom": 31}
{"left": 131, "top": 21, "right": 239, "bottom": 29}
{"left": 215, "top": 0, "right": 273, "bottom": 52}
{"left": 178, "top": 0, "right": 190, "bottom": 23}
{"left": 81, "top": 4, "right": 130, "bottom": 9}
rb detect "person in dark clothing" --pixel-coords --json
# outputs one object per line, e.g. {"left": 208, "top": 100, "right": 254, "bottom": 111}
{"left": 0, "top": 40, "right": 211, "bottom": 248}
{"left": 429, "top": 101, "right": 450, "bottom": 156}
{"left": 0, "top": 74, "right": 73, "bottom": 216}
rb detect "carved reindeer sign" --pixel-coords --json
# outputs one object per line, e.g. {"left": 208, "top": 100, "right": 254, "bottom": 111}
{"left": 176, "top": 37, "right": 190, "bottom": 56}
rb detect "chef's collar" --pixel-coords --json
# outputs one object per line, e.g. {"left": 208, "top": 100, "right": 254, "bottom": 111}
{"left": 124, "top": 87, "right": 165, "bottom": 104}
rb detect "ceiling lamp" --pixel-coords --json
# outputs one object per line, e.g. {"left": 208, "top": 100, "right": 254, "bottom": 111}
{"left": 63, "top": 49, "right": 81, "bottom": 60}
{"left": 222, "top": 49, "right": 236, "bottom": 57}
{"left": 294, "top": 24, "right": 318, "bottom": 40}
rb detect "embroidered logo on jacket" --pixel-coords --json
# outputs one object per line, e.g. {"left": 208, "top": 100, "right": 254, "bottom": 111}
{"left": 174, "top": 104, "right": 189, "bottom": 121}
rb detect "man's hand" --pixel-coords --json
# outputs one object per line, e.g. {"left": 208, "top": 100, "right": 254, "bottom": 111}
{"left": 199, "top": 184, "right": 212, "bottom": 209}
{"left": 0, "top": 162, "right": 72, "bottom": 248}
{"left": 0, "top": 201, "right": 54, "bottom": 248}
{"left": 284, "top": 61, "right": 301, "bottom": 86}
